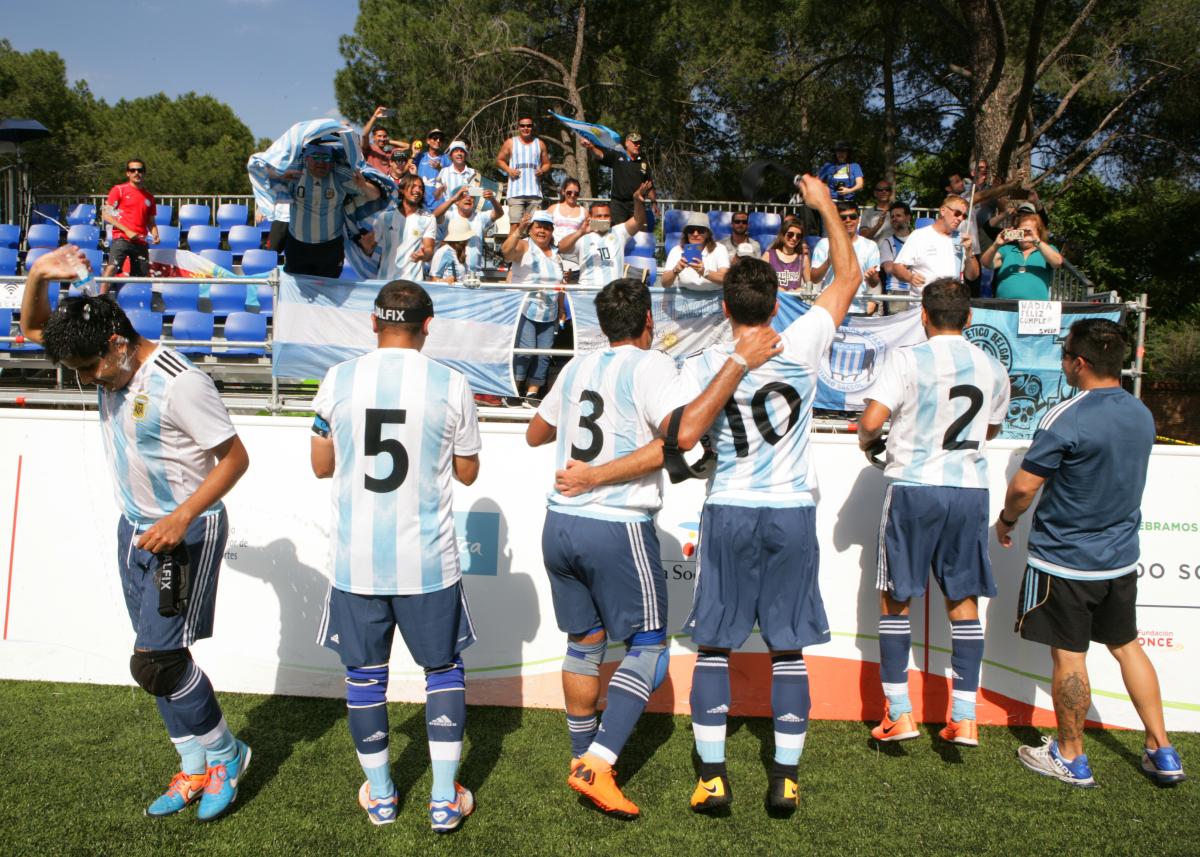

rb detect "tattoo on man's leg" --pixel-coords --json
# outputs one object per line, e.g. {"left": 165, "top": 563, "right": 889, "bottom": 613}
{"left": 1054, "top": 671, "right": 1091, "bottom": 742}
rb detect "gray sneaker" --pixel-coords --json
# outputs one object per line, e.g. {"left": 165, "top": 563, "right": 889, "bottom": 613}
{"left": 1017, "top": 736, "right": 1097, "bottom": 788}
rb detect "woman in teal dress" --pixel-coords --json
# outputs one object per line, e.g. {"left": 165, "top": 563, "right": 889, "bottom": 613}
{"left": 980, "top": 213, "right": 1064, "bottom": 299}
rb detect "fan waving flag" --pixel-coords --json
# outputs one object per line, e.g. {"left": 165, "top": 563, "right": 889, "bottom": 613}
{"left": 549, "top": 111, "right": 624, "bottom": 154}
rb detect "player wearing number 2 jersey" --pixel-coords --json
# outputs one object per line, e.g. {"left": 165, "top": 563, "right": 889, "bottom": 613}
{"left": 525, "top": 278, "right": 782, "bottom": 820}
{"left": 310, "top": 281, "right": 481, "bottom": 833}
{"left": 858, "top": 278, "right": 1010, "bottom": 749}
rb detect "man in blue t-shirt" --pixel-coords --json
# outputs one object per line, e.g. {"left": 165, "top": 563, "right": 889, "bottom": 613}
{"left": 817, "top": 141, "right": 864, "bottom": 202}
{"left": 997, "top": 318, "right": 1185, "bottom": 789}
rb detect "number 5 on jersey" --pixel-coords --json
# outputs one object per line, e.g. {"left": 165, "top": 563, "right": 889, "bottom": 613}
{"left": 364, "top": 408, "right": 408, "bottom": 492}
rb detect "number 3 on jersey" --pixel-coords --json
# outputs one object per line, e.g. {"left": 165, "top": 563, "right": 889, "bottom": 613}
{"left": 364, "top": 408, "right": 408, "bottom": 492}
{"left": 571, "top": 390, "right": 605, "bottom": 462}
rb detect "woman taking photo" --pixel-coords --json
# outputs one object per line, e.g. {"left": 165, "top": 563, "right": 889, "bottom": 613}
{"left": 762, "top": 217, "right": 807, "bottom": 291}
{"left": 981, "top": 212, "right": 1063, "bottom": 300}
{"left": 429, "top": 218, "right": 474, "bottom": 283}
{"left": 502, "top": 210, "right": 564, "bottom": 403}
{"left": 661, "top": 212, "right": 730, "bottom": 290}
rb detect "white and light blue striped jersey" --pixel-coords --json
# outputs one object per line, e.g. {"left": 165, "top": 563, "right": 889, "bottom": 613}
{"left": 811, "top": 235, "right": 881, "bottom": 314}
{"left": 374, "top": 207, "right": 437, "bottom": 281}
{"left": 868, "top": 335, "right": 1010, "bottom": 488}
{"left": 537, "top": 346, "right": 689, "bottom": 520}
{"left": 576, "top": 223, "right": 630, "bottom": 287}
{"left": 98, "top": 347, "right": 236, "bottom": 526}
{"left": 286, "top": 169, "right": 361, "bottom": 243}
{"left": 511, "top": 244, "right": 563, "bottom": 321}
{"left": 312, "top": 348, "right": 481, "bottom": 596}
{"left": 507, "top": 137, "right": 543, "bottom": 198}
{"left": 680, "top": 308, "right": 835, "bottom": 507}
{"left": 436, "top": 165, "right": 476, "bottom": 200}
{"left": 430, "top": 244, "right": 467, "bottom": 282}
{"left": 444, "top": 211, "right": 492, "bottom": 273}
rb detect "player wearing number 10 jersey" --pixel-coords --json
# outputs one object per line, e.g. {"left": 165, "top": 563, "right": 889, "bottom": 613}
{"left": 310, "top": 281, "right": 480, "bottom": 833}
{"left": 858, "top": 278, "right": 1010, "bottom": 749}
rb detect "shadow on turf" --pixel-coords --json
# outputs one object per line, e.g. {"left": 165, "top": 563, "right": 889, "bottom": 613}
{"left": 236, "top": 694, "right": 344, "bottom": 806}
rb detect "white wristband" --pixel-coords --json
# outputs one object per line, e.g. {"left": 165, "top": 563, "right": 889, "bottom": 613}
{"left": 728, "top": 351, "right": 749, "bottom": 370}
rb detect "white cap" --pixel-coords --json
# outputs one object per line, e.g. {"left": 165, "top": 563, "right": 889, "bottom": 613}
{"left": 447, "top": 140, "right": 469, "bottom": 154}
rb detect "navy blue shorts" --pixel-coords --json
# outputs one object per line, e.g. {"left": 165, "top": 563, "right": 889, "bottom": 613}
{"left": 876, "top": 483, "right": 996, "bottom": 602}
{"left": 318, "top": 581, "right": 476, "bottom": 669}
{"left": 117, "top": 510, "right": 228, "bottom": 651}
{"left": 684, "top": 503, "right": 830, "bottom": 651}
{"left": 541, "top": 509, "right": 666, "bottom": 642}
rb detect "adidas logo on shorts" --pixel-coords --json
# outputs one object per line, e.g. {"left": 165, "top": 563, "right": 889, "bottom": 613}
{"left": 330, "top": 634, "right": 340, "bottom": 644}
{"left": 428, "top": 714, "right": 457, "bottom": 728}
{"left": 707, "top": 704, "right": 729, "bottom": 714}
{"left": 777, "top": 712, "right": 803, "bottom": 723}
{"left": 363, "top": 730, "right": 388, "bottom": 743}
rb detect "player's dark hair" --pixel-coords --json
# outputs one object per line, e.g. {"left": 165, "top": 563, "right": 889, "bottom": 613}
{"left": 889, "top": 201, "right": 912, "bottom": 216}
{"left": 397, "top": 173, "right": 423, "bottom": 198}
{"left": 559, "top": 177, "right": 581, "bottom": 195}
{"left": 921, "top": 278, "right": 971, "bottom": 330}
{"left": 1067, "top": 318, "right": 1127, "bottom": 379}
{"left": 126, "top": 158, "right": 145, "bottom": 170}
{"left": 374, "top": 280, "right": 433, "bottom": 333}
{"left": 595, "top": 278, "right": 651, "bottom": 342}
{"left": 42, "top": 296, "right": 140, "bottom": 365}
{"left": 723, "top": 258, "right": 778, "bottom": 326}
{"left": 588, "top": 200, "right": 611, "bottom": 214}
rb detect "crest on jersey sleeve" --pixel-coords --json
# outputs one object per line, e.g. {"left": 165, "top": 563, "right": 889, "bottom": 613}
{"left": 131, "top": 394, "right": 150, "bottom": 421}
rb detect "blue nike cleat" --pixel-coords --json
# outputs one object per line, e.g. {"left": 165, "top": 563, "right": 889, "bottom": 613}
{"left": 1142, "top": 745, "right": 1186, "bottom": 785}
{"left": 145, "top": 771, "right": 207, "bottom": 817}
{"left": 197, "top": 739, "right": 252, "bottom": 822}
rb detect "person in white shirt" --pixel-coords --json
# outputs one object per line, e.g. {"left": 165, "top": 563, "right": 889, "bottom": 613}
{"left": 363, "top": 174, "right": 436, "bottom": 281}
{"left": 808, "top": 201, "right": 881, "bottom": 315}
{"left": 431, "top": 186, "right": 502, "bottom": 274}
{"left": 662, "top": 211, "right": 730, "bottom": 291}
{"left": 502, "top": 209, "right": 564, "bottom": 401}
{"left": 890, "top": 195, "right": 978, "bottom": 295}
{"left": 433, "top": 140, "right": 477, "bottom": 202}
{"left": 557, "top": 181, "right": 652, "bottom": 287}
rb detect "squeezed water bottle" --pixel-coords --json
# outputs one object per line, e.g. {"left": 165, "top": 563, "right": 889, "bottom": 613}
{"left": 68, "top": 253, "right": 96, "bottom": 296}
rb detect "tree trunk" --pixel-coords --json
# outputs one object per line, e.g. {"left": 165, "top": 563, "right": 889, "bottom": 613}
{"left": 880, "top": 0, "right": 899, "bottom": 187}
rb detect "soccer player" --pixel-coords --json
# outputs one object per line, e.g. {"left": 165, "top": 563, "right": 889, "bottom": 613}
{"left": 998, "top": 319, "right": 1185, "bottom": 787}
{"left": 525, "top": 279, "right": 782, "bottom": 819}
{"left": 20, "top": 245, "right": 252, "bottom": 822}
{"left": 310, "top": 281, "right": 481, "bottom": 831}
{"left": 556, "top": 181, "right": 653, "bottom": 287}
{"left": 857, "top": 278, "right": 1010, "bottom": 748}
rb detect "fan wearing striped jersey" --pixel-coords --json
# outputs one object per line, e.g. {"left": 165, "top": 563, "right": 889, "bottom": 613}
{"left": 525, "top": 279, "right": 782, "bottom": 819}
{"left": 858, "top": 278, "right": 1010, "bottom": 748}
{"left": 20, "top": 246, "right": 253, "bottom": 822}
{"left": 310, "top": 281, "right": 481, "bottom": 832}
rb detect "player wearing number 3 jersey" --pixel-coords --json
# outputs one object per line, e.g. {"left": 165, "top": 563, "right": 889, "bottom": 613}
{"left": 526, "top": 278, "right": 782, "bottom": 819}
{"left": 857, "top": 278, "right": 1010, "bottom": 749}
{"left": 310, "top": 281, "right": 481, "bottom": 833}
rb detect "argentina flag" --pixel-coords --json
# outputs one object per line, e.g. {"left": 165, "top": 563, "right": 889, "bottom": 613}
{"left": 549, "top": 111, "right": 625, "bottom": 154}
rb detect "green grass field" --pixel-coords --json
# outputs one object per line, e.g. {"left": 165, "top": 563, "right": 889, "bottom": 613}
{"left": 2, "top": 680, "right": 1197, "bottom": 856}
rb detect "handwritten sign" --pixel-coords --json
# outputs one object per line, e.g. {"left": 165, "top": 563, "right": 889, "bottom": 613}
{"left": 1018, "top": 300, "right": 1062, "bottom": 335}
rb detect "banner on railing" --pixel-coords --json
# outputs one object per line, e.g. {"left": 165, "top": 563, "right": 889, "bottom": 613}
{"left": 272, "top": 274, "right": 524, "bottom": 395}
{"left": 149, "top": 248, "right": 259, "bottom": 308}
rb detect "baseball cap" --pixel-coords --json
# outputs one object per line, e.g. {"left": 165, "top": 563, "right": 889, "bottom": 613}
{"left": 390, "top": 149, "right": 410, "bottom": 163}
{"left": 626, "top": 131, "right": 643, "bottom": 143}
{"left": 427, "top": 127, "right": 444, "bottom": 137}
{"left": 530, "top": 211, "right": 555, "bottom": 226}
{"left": 303, "top": 142, "right": 337, "bottom": 159}
{"left": 1016, "top": 201, "right": 1037, "bottom": 214}
{"left": 834, "top": 139, "right": 851, "bottom": 151}
{"left": 447, "top": 140, "right": 468, "bottom": 154}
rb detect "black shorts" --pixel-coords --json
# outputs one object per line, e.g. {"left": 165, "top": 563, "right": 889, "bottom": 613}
{"left": 283, "top": 235, "right": 343, "bottom": 278}
{"left": 1015, "top": 566, "right": 1138, "bottom": 653}
{"left": 109, "top": 238, "right": 149, "bottom": 276}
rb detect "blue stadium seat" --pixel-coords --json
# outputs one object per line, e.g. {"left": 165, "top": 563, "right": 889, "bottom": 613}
{"left": 754, "top": 232, "right": 777, "bottom": 252}
{"left": 46, "top": 282, "right": 62, "bottom": 310}
{"left": 0, "top": 308, "right": 13, "bottom": 351}
{"left": 178, "top": 204, "right": 212, "bottom": 233}
{"left": 625, "top": 231, "right": 656, "bottom": 257}
{"left": 240, "top": 248, "right": 278, "bottom": 276}
{"left": 127, "top": 310, "right": 164, "bottom": 340}
{"left": 156, "top": 225, "right": 181, "bottom": 250}
{"left": 0, "top": 224, "right": 20, "bottom": 249}
{"left": 708, "top": 210, "right": 733, "bottom": 239}
{"left": 222, "top": 311, "right": 267, "bottom": 356}
{"left": 749, "top": 211, "right": 782, "bottom": 235}
{"left": 664, "top": 209, "right": 689, "bottom": 234}
{"left": 623, "top": 255, "right": 657, "bottom": 286}
{"left": 255, "top": 284, "right": 274, "bottom": 316}
{"left": 227, "top": 225, "right": 261, "bottom": 256}
{"left": 26, "top": 223, "right": 60, "bottom": 249}
{"left": 81, "top": 248, "right": 103, "bottom": 275}
{"left": 200, "top": 248, "right": 234, "bottom": 271}
{"left": 66, "top": 224, "right": 100, "bottom": 247}
{"left": 216, "top": 203, "right": 249, "bottom": 230}
{"left": 160, "top": 282, "right": 199, "bottom": 314}
{"left": 0, "top": 248, "right": 17, "bottom": 276}
{"left": 67, "top": 203, "right": 97, "bottom": 226}
{"left": 23, "top": 247, "right": 52, "bottom": 272}
{"left": 32, "top": 203, "right": 61, "bottom": 227}
{"left": 116, "top": 282, "right": 153, "bottom": 312}
{"left": 805, "top": 236, "right": 820, "bottom": 255}
{"left": 209, "top": 282, "right": 249, "bottom": 316}
{"left": 915, "top": 217, "right": 935, "bottom": 229}
{"left": 187, "top": 225, "right": 221, "bottom": 253}
{"left": 170, "top": 310, "right": 214, "bottom": 354}
{"left": 156, "top": 204, "right": 174, "bottom": 226}
{"left": 664, "top": 232, "right": 682, "bottom": 252}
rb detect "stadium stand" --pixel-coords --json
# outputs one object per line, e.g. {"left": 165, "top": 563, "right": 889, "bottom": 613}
{"left": 240, "top": 248, "right": 278, "bottom": 276}
{"left": 115, "top": 283, "right": 153, "bottom": 312}
{"left": 187, "top": 225, "right": 222, "bottom": 253}
{"left": 127, "top": 310, "right": 164, "bottom": 340}
{"left": 0, "top": 224, "right": 21, "bottom": 249}
{"left": 160, "top": 282, "right": 200, "bottom": 314}
{"left": 81, "top": 248, "right": 102, "bottom": 274}
{"left": 23, "top": 247, "right": 52, "bottom": 271}
{"left": 200, "top": 248, "right": 235, "bottom": 271}
{"left": 156, "top": 203, "right": 174, "bottom": 226}
{"left": 255, "top": 284, "right": 274, "bottom": 315}
{"left": 66, "top": 203, "right": 96, "bottom": 226}
{"left": 170, "top": 310, "right": 214, "bottom": 354}
{"left": 31, "top": 203, "right": 60, "bottom": 226}
{"left": 222, "top": 311, "right": 268, "bottom": 356}
{"left": 26, "top": 223, "right": 60, "bottom": 249}
{"left": 227, "top": 225, "right": 261, "bottom": 256}
{"left": 216, "top": 203, "right": 250, "bottom": 231}
{"left": 156, "top": 225, "right": 181, "bottom": 249}
{"left": 66, "top": 224, "right": 100, "bottom": 247}
{"left": 209, "top": 282, "right": 250, "bottom": 316}
{"left": 178, "top": 204, "right": 212, "bottom": 233}
{"left": 0, "top": 248, "right": 17, "bottom": 276}
{"left": 708, "top": 210, "right": 733, "bottom": 239}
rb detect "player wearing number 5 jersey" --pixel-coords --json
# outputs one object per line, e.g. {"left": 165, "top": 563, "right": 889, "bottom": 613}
{"left": 310, "top": 281, "right": 481, "bottom": 833}
{"left": 857, "top": 278, "right": 1010, "bottom": 749}
{"left": 525, "top": 278, "right": 782, "bottom": 820}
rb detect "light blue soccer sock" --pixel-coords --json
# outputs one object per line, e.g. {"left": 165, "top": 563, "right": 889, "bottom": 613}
{"left": 426, "top": 659, "right": 466, "bottom": 803}
{"left": 159, "top": 660, "right": 236, "bottom": 764}
{"left": 950, "top": 619, "right": 985, "bottom": 722}
{"left": 346, "top": 665, "right": 393, "bottom": 799}
{"left": 566, "top": 714, "right": 599, "bottom": 759}
{"left": 155, "top": 697, "right": 206, "bottom": 776}
{"left": 878, "top": 615, "right": 913, "bottom": 716}
{"left": 589, "top": 635, "right": 666, "bottom": 765}
{"left": 771, "top": 654, "right": 810, "bottom": 769}
{"left": 689, "top": 652, "right": 730, "bottom": 765}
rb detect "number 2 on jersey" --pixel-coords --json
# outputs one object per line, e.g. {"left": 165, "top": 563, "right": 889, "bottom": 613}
{"left": 942, "top": 385, "right": 984, "bottom": 451}
{"left": 363, "top": 408, "right": 408, "bottom": 492}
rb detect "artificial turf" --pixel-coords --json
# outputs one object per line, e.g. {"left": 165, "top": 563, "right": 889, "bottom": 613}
{"left": 1, "top": 680, "right": 1196, "bottom": 856}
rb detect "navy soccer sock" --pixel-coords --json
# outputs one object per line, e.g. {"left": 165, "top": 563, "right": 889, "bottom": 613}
{"left": 950, "top": 619, "right": 985, "bottom": 721}
{"left": 426, "top": 659, "right": 467, "bottom": 803}
{"left": 878, "top": 614, "right": 913, "bottom": 716}
{"left": 771, "top": 654, "right": 810, "bottom": 771}
{"left": 346, "top": 665, "right": 392, "bottom": 799}
{"left": 160, "top": 660, "right": 236, "bottom": 764}
{"left": 689, "top": 651, "right": 730, "bottom": 766}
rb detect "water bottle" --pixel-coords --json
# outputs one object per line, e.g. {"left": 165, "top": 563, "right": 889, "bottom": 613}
{"left": 68, "top": 253, "right": 96, "bottom": 296}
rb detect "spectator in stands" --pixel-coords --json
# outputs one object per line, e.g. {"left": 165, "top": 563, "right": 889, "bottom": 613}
{"left": 719, "top": 212, "right": 761, "bottom": 262}
{"left": 363, "top": 173, "right": 435, "bottom": 281}
{"left": 430, "top": 218, "right": 475, "bottom": 284}
{"left": 431, "top": 185, "right": 501, "bottom": 276}
{"left": 945, "top": 170, "right": 973, "bottom": 200}
{"left": 582, "top": 131, "right": 657, "bottom": 226}
{"left": 859, "top": 180, "right": 894, "bottom": 241}
{"left": 818, "top": 141, "right": 864, "bottom": 202}
{"left": 414, "top": 127, "right": 449, "bottom": 209}
{"left": 434, "top": 141, "right": 478, "bottom": 202}
{"left": 546, "top": 178, "right": 587, "bottom": 277}
{"left": 878, "top": 201, "right": 913, "bottom": 296}
{"left": 980, "top": 212, "right": 1063, "bottom": 300}
{"left": 558, "top": 182, "right": 651, "bottom": 288}
{"left": 761, "top": 217, "right": 807, "bottom": 292}
{"left": 102, "top": 158, "right": 159, "bottom": 290}
{"left": 361, "top": 106, "right": 408, "bottom": 173}
{"left": 502, "top": 210, "right": 564, "bottom": 404}
{"left": 890, "top": 195, "right": 978, "bottom": 295}
{"left": 497, "top": 117, "right": 552, "bottom": 223}
{"left": 662, "top": 212, "right": 730, "bottom": 291}
{"left": 387, "top": 148, "right": 413, "bottom": 184}
{"left": 277, "top": 143, "right": 380, "bottom": 278}
{"left": 809, "top": 201, "right": 880, "bottom": 314}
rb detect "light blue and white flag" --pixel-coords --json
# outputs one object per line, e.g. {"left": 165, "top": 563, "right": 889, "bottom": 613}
{"left": 247, "top": 119, "right": 395, "bottom": 279}
{"left": 272, "top": 273, "right": 525, "bottom": 395}
{"left": 549, "top": 111, "right": 625, "bottom": 154}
